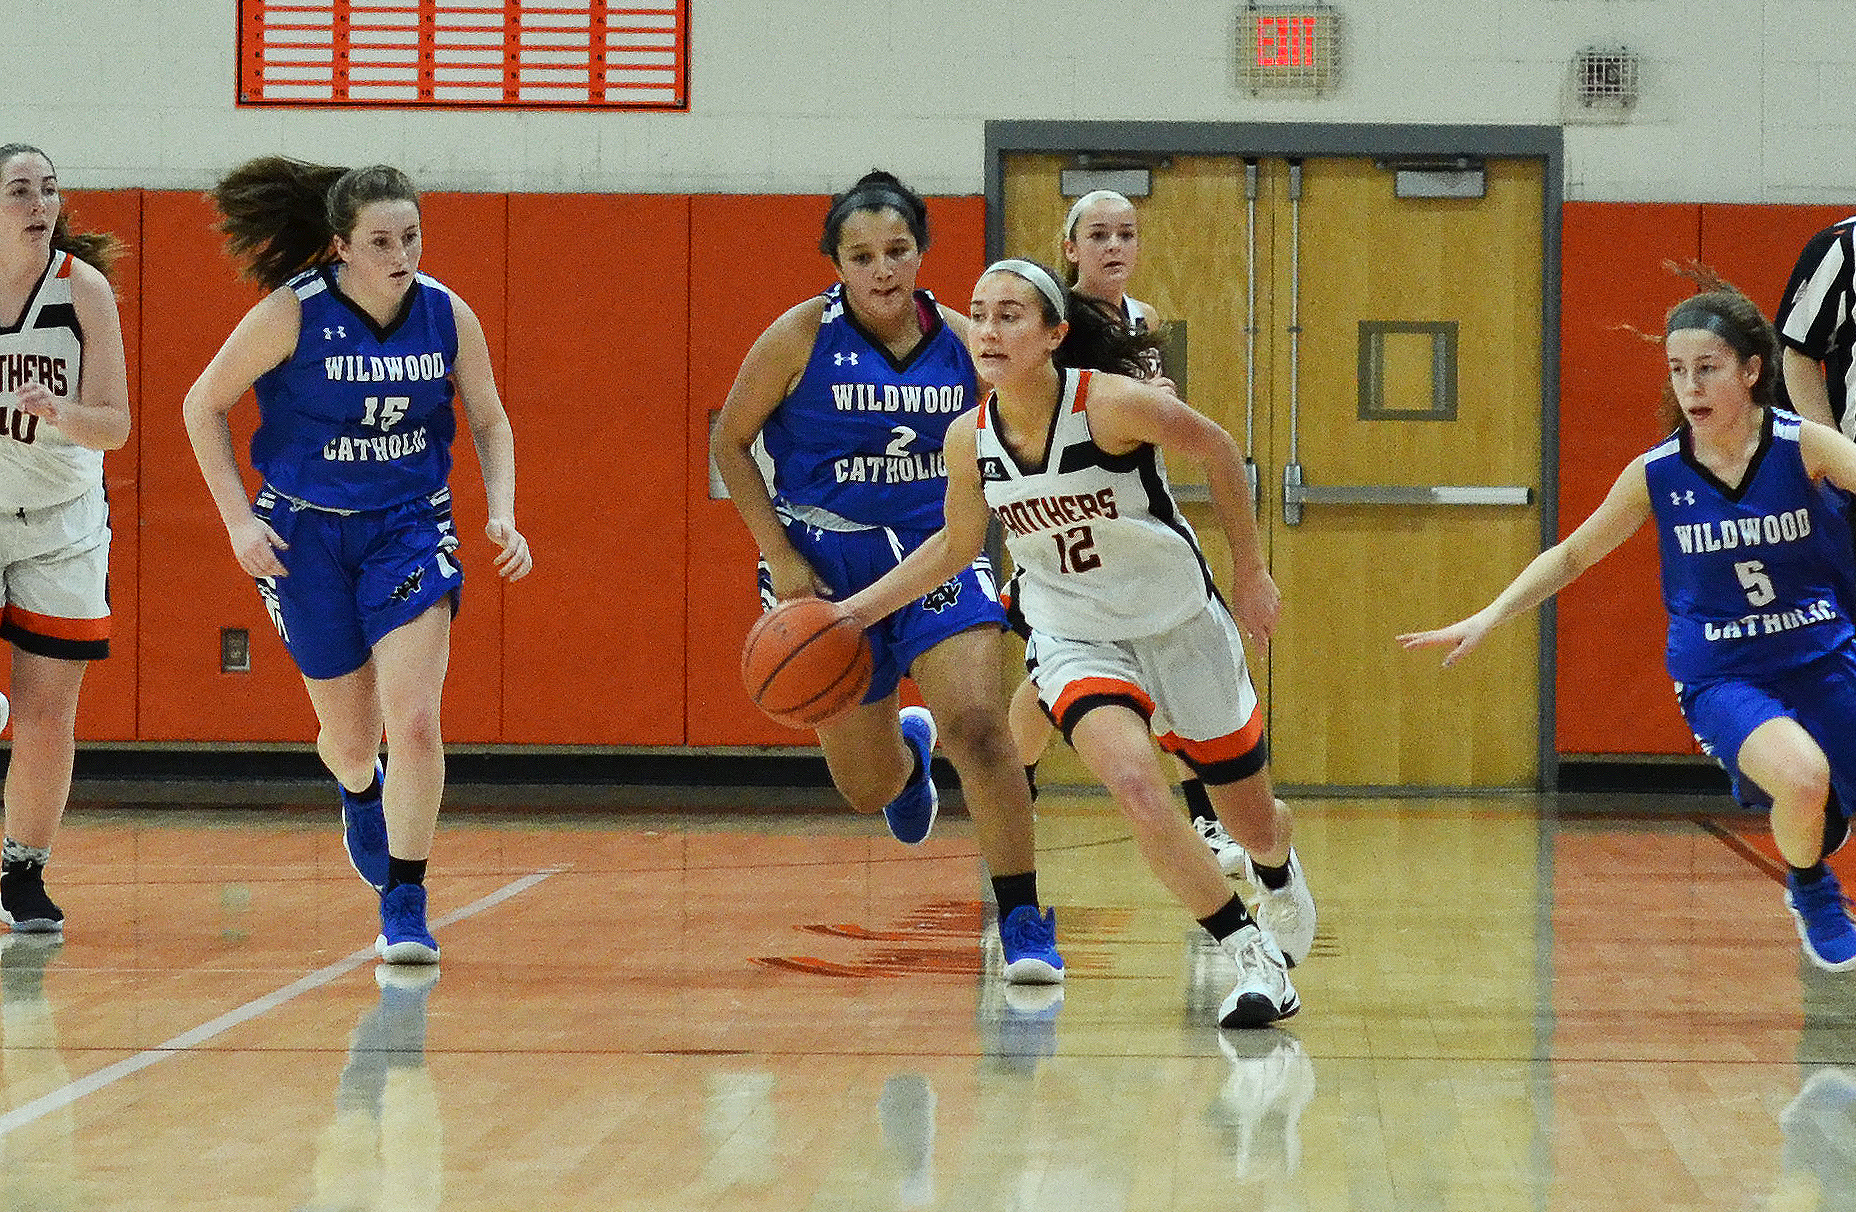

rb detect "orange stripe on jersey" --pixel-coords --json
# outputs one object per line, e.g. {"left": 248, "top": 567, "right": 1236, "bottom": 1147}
{"left": 977, "top": 393, "right": 992, "bottom": 429}
{"left": 1160, "top": 702, "right": 1265, "bottom": 766}
{"left": 4, "top": 605, "right": 109, "bottom": 642}
{"left": 1052, "top": 675, "right": 1154, "bottom": 721}
{"left": 1071, "top": 368, "right": 1094, "bottom": 413}
{"left": 54, "top": 253, "right": 74, "bottom": 280}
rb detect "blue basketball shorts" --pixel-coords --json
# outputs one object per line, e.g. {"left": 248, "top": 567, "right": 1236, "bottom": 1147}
{"left": 253, "top": 485, "right": 463, "bottom": 681}
{"left": 757, "top": 519, "right": 1006, "bottom": 703}
{"left": 1678, "top": 646, "right": 1856, "bottom": 811}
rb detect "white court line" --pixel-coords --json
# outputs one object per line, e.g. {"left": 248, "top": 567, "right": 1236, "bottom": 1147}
{"left": 0, "top": 868, "right": 560, "bottom": 1137}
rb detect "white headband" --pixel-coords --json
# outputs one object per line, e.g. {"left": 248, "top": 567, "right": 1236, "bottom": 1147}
{"left": 985, "top": 259, "right": 1068, "bottom": 321}
{"left": 1063, "top": 189, "right": 1134, "bottom": 240}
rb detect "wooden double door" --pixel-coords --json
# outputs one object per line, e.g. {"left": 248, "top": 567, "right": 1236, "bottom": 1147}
{"left": 1000, "top": 154, "right": 1547, "bottom": 789}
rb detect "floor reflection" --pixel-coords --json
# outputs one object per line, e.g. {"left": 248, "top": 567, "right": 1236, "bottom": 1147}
{"left": 0, "top": 933, "right": 79, "bottom": 1212}
{"left": 304, "top": 965, "right": 442, "bottom": 1211}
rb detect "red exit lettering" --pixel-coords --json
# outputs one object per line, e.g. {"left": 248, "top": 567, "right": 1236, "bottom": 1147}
{"left": 1256, "top": 15, "right": 1317, "bottom": 68}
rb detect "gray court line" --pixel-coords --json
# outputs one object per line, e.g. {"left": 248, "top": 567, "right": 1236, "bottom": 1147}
{"left": 0, "top": 867, "right": 560, "bottom": 1137}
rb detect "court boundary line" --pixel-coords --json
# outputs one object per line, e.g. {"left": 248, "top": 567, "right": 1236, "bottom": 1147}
{"left": 0, "top": 869, "right": 559, "bottom": 1138}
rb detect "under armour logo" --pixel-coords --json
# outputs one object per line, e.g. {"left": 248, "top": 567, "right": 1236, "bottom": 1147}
{"left": 323, "top": 325, "right": 347, "bottom": 340}
{"left": 834, "top": 352, "right": 859, "bottom": 367}
{"left": 1669, "top": 490, "right": 1695, "bottom": 506}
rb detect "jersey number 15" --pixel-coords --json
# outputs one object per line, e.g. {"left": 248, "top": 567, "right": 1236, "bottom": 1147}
{"left": 360, "top": 395, "right": 411, "bottom": 431}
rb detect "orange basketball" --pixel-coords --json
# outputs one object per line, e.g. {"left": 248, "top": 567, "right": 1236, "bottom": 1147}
{"left": 740, "top": 598, "right": 874, "bottom": 729}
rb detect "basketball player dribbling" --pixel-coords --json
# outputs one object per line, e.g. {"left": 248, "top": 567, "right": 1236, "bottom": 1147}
{"left": 842, "top": 259, "right": 1315, "bottom": 1028}
{"left": 1001, "top": 188, "right": 1253, "bottom": 878}
{"left": 710, "top": 171, "right": 1063, "bottom": 983}
{"left": 0, "top": 143, "right": 132, "bottom": 934}
{"left": 183, "top": 157, "right": 531, "bottom": 965}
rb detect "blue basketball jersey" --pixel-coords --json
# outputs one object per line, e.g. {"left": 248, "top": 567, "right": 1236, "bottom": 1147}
{"left": 252, "top": 268, "right": 460, "bottom": 511}
{"left": 759, "top": 285, "right": 976, "bottom": 532}
{"left": 1646, "top": 409, "right": 1855, "bottom": 683}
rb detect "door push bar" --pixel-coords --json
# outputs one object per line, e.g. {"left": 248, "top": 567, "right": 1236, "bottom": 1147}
{"left": 1280, "top": 462, "right": 1532, "bottom": 526}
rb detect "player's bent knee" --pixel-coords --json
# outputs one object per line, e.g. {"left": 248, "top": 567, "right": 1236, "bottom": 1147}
{"left": 934, "top": 704, "right": 1016, "bottom": 770}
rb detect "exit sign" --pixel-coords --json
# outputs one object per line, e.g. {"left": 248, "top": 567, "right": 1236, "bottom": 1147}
{"left": 1240, "top": 5, "right": 1340, "bottom": 94}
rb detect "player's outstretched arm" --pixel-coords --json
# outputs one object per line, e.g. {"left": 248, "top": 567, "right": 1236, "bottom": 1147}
{"left": 1399, "top": 456, "right": 1651, "bottom": 666}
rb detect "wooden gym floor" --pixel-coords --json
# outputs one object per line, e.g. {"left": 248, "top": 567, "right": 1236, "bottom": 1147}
{"left": 0, "top": 785, "right": 1848, "bottom": 1211}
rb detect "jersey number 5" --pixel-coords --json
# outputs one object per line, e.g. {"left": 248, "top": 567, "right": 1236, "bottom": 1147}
{"left": 1054, "top": 525, "right": 1101, "bottom": 574}
{"left": 1734, "top": 559, "right": 1776, "bottom": 607}
{"left": 360, "top": 395, "right": 411, "bottom": 431}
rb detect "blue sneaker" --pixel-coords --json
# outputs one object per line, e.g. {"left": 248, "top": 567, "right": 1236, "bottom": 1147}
{"left": 375, "top": 883, "right": 440, "bottom": 965}
{"left": 1787, "top": 871, "right": 1856, "bottom": 972}
{"left": 884, "top": 707, "right": 939, "bottom": 845}
{"left": 341, "top": 762, "right": 389, "bottom": 891}
{"left": 1000, "top": 905, "right": 1065, "bottom": 984}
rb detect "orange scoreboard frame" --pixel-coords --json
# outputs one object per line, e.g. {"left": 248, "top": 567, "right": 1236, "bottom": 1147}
{"left": 237, "top": 0, "right": 689, "bottom": 110}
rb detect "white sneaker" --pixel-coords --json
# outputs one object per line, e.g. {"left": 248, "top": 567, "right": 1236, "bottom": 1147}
{"left": 1216, "top": 923, "right": 1299, "bottom": 1029}
{"left": 1247, "top": 848, "right": 1317, "bottom": 968}
{"left": 1194, "top": 815, "right": 1249, "bottom": 875}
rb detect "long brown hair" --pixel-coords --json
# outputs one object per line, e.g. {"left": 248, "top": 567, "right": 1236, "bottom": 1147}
{"left": 210, "top": 157, "right": 420, "bottom": 290}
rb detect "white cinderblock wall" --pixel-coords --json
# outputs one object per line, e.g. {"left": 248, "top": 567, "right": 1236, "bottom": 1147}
{"left": 10, "top": 0, "right": 1856, "bottom": 202}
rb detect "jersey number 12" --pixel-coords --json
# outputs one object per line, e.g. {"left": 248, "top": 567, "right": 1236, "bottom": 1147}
{"left": 1054, "top": 525, "right": 1101, "bottom": 574}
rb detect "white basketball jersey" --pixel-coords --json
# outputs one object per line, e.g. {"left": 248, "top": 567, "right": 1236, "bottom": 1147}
{"left": 977, "top": 368, "right": 1214, "bottom": 641}
{"left": 0, "top": 252, "right": 104, "bottom": 509}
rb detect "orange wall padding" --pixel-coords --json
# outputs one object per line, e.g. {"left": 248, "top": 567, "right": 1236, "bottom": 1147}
{"left": 500, "top": 194, "right": 691, "bottom": 745}
{"left": 135, "top": 191, "right": 300, "bottom": 742}
{"left": 416, "top": 192, "right": 508, "bottom": 743}
{"left": 1700, "top": 204, "right": 1855, "bottom": 321}
{"left": 1555, "top": 203, "right": 1701, "bottom": 755}
{"left": 1555, "top": 202, "right": 1856, "bottom": 756}
{"left": 60, "top": 191, "right": 141, "bottom": 741}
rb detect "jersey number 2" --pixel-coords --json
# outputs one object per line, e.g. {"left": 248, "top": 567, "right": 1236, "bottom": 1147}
{"left": 1054, "top": 525, "right": 1101, "bottom": 574}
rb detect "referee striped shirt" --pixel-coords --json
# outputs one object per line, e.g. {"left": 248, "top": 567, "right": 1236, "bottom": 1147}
{"left": 1777, "top": 216, "right": 1856, "bottom": 430}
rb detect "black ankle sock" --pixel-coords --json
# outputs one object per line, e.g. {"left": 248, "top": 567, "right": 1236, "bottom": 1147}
{"left": 386, "top": 857, "right": 428, "bottom": 891}
{"left": 1826, "top": 791, "right": 1851, "bottom": 856}
{"left": 993, "top": 871, "right": 1040, "bottom": 920}
{"left": 1252, "top": 859, "right": 1291, "bottom": 891}
{"left": 1791, "top": 862, "right": 1829, "bottom": 886}
{"left": 1181, "top": 777, "right": 1215, "bottom": 823}
{"left": 1198, "top": 894, "right": 1252, "bottom": 942}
